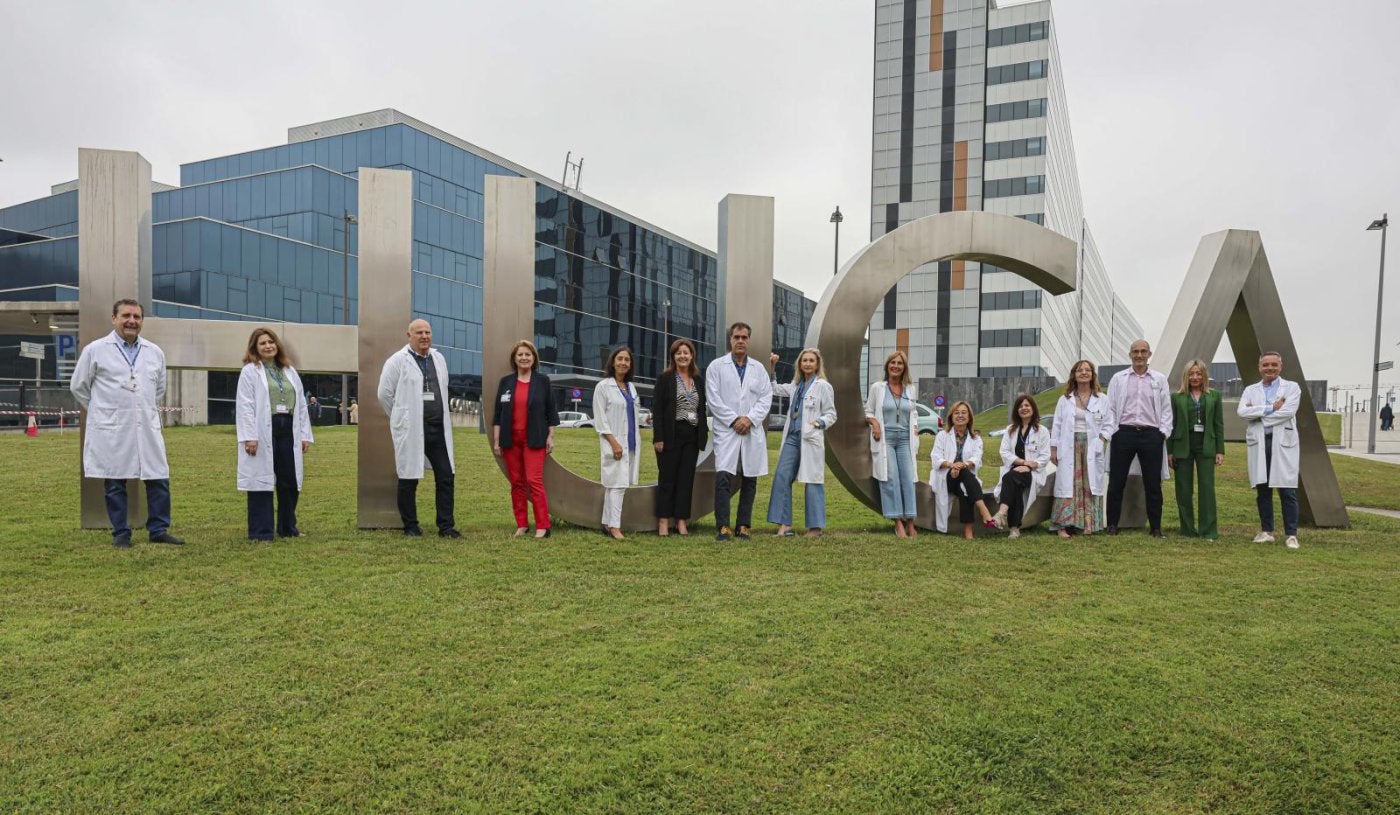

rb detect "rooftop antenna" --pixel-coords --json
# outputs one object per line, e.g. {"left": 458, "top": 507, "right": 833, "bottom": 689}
{"left": 561, "top": 151, "right": 584, "bottom": 191}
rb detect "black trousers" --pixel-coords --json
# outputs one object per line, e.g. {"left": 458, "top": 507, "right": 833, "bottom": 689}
{"left": 714, "top": 470, "right": 757, "bottom": 531}
{"left": 397, "top": 421, "right": 455, "bottom": 532}
{"left": 997, "top": 469, "right": 1033, "bottom": 528}
{"left": 945, "top": 469, "right": 988, "bottom": 523}
{"left": 247, "top": 414, "right": 300, "bottom": 540}
{"left": 656, "top": 421, "right": 701, "bottom": 519}
{"left": 1107, "top": 426, "right": 1165, "bottom": 530}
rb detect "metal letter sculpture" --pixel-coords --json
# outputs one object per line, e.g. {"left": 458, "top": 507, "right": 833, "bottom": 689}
{"left": 805, "top": 211, "right": 1078, "bottom": 529}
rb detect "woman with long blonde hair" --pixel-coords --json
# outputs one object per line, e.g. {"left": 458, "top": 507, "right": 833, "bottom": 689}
{"left": 767, "top": 348, "right": 837, "bottom": 537}
{"left": 1169, "top": 359, "right": 1225, "bottom": 539}
{"left": 865, "top": 350, "right": 921, "bottom": 537}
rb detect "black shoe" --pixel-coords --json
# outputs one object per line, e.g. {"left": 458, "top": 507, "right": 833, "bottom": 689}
{"left": 735, "top": 526, "right": 752, "bottom": 540}
{"left": 1106, "top": 526, "right": 1119, "bottom": 536}
{"left": 716, "top": 526, "right": 732, "bottom": 542}
{"left": 404, "top": 526, "right": 424, "bottom": 537}
{"left": 439, "top": 528, "right": 462, "bottom": 539}
{"left": 1150, "top": 529, "right": 1167, "bottom": 540}
{"left": 149, "top": 532, "right": 185, "bottom": 545}
{"left": 112, "top": 533, "right": 132, "bottom": 549}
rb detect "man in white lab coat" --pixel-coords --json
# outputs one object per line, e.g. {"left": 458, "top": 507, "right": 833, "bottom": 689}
{"left": 705, "top": 322, "right": 773, "bottom": 541}
{"left": 378, "top": 319, "right": 460, "bottom": 538}
{"left": 1238, "top": 351, "right": 1303, "bottom": 549}
{"left": 70, "top": 299, "right": 185, "bottom": 548}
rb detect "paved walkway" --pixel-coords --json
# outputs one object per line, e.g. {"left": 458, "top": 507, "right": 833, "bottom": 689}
{"left": 1331, "top": 447, "right": 1400, "bottom": 465}
{"left": 1348, "top": 505, "right": 1400, "bottom": 520}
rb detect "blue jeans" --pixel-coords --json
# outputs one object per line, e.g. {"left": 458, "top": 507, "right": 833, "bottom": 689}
{"left": 1257, "top": 434, "right": 1299, "bottom": 536}
{"left": 767, "top": 429, "right": 827, "bottom": 528}
{"left": 878, "top": 427, "right": 916, "bottom": 519}
{"left": 103, "top": 478, "right": 171, "bottom": 538}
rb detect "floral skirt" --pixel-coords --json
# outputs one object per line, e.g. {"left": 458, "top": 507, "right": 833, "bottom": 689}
{"left": 1049, "top": 432, "right": 1104, "bottom": 533}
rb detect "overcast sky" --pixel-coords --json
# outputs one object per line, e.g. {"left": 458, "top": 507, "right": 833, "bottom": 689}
{"left": 2, "top": 0, "right": 1396, "bottom": 401}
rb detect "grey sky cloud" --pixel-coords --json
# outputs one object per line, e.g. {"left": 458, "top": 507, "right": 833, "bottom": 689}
{"left": 1, "top": 0, "right": 1396, "bottom": 400}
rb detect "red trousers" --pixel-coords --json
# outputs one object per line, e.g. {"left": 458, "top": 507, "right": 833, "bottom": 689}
{"left": 503, "top": 440, "right": 550, "bottom": 529}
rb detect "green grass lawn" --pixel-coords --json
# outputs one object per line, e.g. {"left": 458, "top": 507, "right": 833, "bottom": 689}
{"left": 3, "top": 425, "right": 1399, "bottom": 813}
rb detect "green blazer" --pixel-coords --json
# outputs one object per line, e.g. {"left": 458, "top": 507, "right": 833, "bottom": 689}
{"left": 1169, "top": 389, "right": 1225, "bottom": 459}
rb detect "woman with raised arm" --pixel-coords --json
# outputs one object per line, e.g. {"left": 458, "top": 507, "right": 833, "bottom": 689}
{"left": 992, "top": 394, "right": 1051, "bottom": 539}
{"left": 1048, "top": 360, "right": 1111, "bottom": 538}
{"left": 767, "top": 348, "right": 837, "bottom": 537}
{"left": 932, "top": 400, "right": 998, "bottom": 539}
{"left": 865, "top": 351, "right": 920, "bottom": 537}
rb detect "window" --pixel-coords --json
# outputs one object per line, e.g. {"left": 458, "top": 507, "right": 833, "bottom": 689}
{"left": 985, "top": 99, "right": 1048, "bottom": 123}
{"left": 986, "top": 60, "right": 1049, "bottom": 86}
{"left": 985, "top": 137, "right": 1045, "bottom": 161}
{"left": 984, "top": 175, "right": 1046, "bottom": 199}
{"left": 979, "top": 328, "right": 1040, "bottom": 348}
{"left": 1017, "top": 213, "right": 1046, "bottom": 225}
{"left": 980, "top": 290, "right": 1042, "bottom": 310}
{"left": 987, "top": 22, "right": 1049, "bottom": 48}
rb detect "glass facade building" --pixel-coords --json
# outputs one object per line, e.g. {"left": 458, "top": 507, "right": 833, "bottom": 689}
{"left": 0, "top": 109, "right": 814, "bottom": 410}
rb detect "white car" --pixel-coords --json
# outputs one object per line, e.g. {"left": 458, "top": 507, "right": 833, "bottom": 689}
{"left": 557, "top": 411, "right": 593, "bottom": 428}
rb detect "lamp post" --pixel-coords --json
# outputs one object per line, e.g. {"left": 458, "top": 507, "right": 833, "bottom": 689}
{"left": 342, "top": 210, "right": 358, "bottom": 426}
{"left": 1367, "top": 213, "right": 1388, "bottom": 454}
{"left": 829, "top": 206, "right": 843, "bottom": 276}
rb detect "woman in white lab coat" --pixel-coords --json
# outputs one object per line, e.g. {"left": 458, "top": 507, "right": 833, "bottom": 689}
{"left": 236, "top": 327, "right": 313, "bottom": 541}
{"left": 767, "top": 349, "right": 838, "bottom": 537}
{"left": 1048, "top": 359, "right": 1111, "bottom": 539}
{"left": 992, "top": 394, "right": 1051, "bottom": 539}
{"left": 931, "top": 400, "right": 998, "bottom": 538}
{"left": 865, "top": 351, "right": 921, "bottom": 537}
{"left": 594, "top": 346, "right": 643, "bottom": 540}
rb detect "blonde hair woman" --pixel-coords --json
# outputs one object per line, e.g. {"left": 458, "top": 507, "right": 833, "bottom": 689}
{"left": 865, "top": 351, "right": 920, "bottom": 537}
{"left": 1169, "top": 359, "right": 1224, "bottom": 539}
{"left": 767, "top": 348, "right": 837, "bottom": 537}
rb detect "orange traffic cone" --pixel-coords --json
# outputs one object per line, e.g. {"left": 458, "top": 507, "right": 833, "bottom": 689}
{"left": 26, "top": 412, "right": 38, "bottom": 437}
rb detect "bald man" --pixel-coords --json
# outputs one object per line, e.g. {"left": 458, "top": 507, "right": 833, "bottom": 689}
{"left": 378, "top": 319, "right": 460, "bottom": 538}
{"left": 1104, "top": 338, "right": 1173, "bottom": 538}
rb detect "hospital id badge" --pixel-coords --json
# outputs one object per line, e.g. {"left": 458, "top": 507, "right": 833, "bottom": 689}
{"left": 1193, "top": 423, "right": 1205, "bottom": 433}
{"left": 422, "top": 392, "right": 435, "bottom": 402}
{"left": 123, "top": 376, "right": 139, "bottom": 392}
{"left": 685, "top": 411, "right": 697, "bottom": 423}
{"left": 275, "top": 403, "right": 289, "bottom": 414}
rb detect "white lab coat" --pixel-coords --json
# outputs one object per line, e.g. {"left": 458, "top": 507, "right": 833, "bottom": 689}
{"left": 705, "top": 354, "right": 773, "bottom": 477}
{"left": 1050, "top": 393, "right": 1112, "bottom": 498}
{"left": 1238, "top": 377, "right": 1301, "bottom": 488}
{"left": 931, "top": 429, "right": 985, "bottom": 534}
{"left": 994, "top": 424, "right": 1052, "bottom": 507}
{"left": 593, "top": 377, "right": 642, "bottom": 488}
{"left": 774, "top": 377, "right": 838, "bottom": 485}
{"left": 235, "top": 362, "right": 314, "bottom": 491}
{"left": 1105, "top": 367, "right": 1173, "bottom": 479}
{"left": 865, "top": 382, "right": 921, "bottom": 483}
{"left": 377, "top": 344, "right": 455, "bottom": 479}
{"left": 70, "top": 331, "right": 170, "bottom": 480}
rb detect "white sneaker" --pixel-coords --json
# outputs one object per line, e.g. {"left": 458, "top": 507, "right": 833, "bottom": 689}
{"left": 1252, "top": 531, "right": 1276, "bottom": 544}
{"left": 1008, "top": 528, "right": 1020, "bottom": 540}
{"left": 1285, "top": 535, "right": 1300, "bottom": 549}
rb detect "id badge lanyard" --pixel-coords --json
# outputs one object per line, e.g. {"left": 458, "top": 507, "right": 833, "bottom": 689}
{"left": 411, "top": 351, "right": 435, "bottom": 401}
{"left": 114, "top": 341, "right": 142, "bottom": 392}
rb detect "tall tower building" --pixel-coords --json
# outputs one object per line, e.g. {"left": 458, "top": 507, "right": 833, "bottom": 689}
{"left": 869, "top": 0, "right": 1141, "bottom": 386}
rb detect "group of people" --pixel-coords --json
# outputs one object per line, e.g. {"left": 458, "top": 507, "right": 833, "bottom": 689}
{"left": 70, "top": 302, "right": 1307, "bottom": 549}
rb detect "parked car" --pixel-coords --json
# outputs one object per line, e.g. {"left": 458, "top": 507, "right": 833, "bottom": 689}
{"left": 640, "top": 409, "right": 653, "bottom": 428}
{"left": 557, "top": 411, "right": 593, "bottom": 428}
{"left": 915, "top": 402, "right": 943, "bottom": 436}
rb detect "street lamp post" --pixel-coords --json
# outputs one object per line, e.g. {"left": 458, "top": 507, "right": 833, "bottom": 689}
{"left": 1367, "top": 213, "right": 1388, "bottom": 454}
{"left": 829, "top": 206, "right": 843, "bottom": 276}
{"left": 342, "top": 210, "right": 358, "bottom": 426}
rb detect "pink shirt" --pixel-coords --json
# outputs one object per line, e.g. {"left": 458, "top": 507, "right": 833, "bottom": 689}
{"left": 1118, "top": 370, "right": 1158, "bottom": 428}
